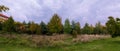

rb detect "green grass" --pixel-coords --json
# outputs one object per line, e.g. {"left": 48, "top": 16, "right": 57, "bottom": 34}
{"left": 0, "top": 37, "right": 120, "bottom": 51}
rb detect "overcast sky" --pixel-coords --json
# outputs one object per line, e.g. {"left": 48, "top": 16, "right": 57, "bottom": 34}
{"left": 0, "top": 0, "right": 120, "bottom": 26}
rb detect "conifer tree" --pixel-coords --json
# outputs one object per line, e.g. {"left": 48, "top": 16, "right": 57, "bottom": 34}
{"left": 40, "top": 21, "right": 48, "bottom": 34}
{"left": 47, "top": 14, "right": 63, "bottom": 34}
{"left": 64, "top": 19, "right": 72, "bottom": 34}
{"left": 82, "top": 23, "right": 91, "bottom": 34}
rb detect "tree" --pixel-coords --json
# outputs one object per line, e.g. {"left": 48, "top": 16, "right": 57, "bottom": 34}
{"left": 89, "top": 24, "right": 94, "bottom": 34}
{"left": 14, "top": 22, "right": 26, "bottom": 33}
{"left": 36, "top": 25, "right": 41, "bottom": 34}
{"left": 74, "top": 22, "right": 81, "bottom": 34}
{"left": 29, "top": 22, "right": 38, "bottom": 34}
{"left": 64, "top": 19, "right": 72, "bottom": 34}
{"left": 3, "top": 17, "right": 15, "bottom": 32}
{"left": 94, "top": 22, "right": 102, "bottom": 34}
{"left": 115, "top": 18, "right": 120, "bottom": 36}
{"left": 70, "top": 21, "right": 77, "bottom": 37}
{"left": 82, "top": 23, "right": 91, "bottom": 34}
{"left": 71, "top": 21, "right": 76, "bottom": 30}
{"left": 101, "top": 26, "right": 108, "bottom": 34}
{"left": 25, "top": 21, "right": 32, "bottom": 34}
{"left": 0, "top": 22, "right": 2, "bottom": 30}
{"left": 47, "top": 14, "right": 63, "bottom": 34}
{"left": 106, "top": 16, "right": 120, "bottom": 37}
{"left": 0, "top": 5, "right": 9, "bottom": 12}
{"left": 40, "top": 21, "right": 48, "bottom": 34}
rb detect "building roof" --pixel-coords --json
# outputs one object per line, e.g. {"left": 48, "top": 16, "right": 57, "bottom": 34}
{"left": 0, "top": 14, "right": 9, "bottom": 18}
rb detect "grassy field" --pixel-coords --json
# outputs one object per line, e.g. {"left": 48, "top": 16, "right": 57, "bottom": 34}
{"left": 0, "top": 35, "right": 120, "bottom": 51}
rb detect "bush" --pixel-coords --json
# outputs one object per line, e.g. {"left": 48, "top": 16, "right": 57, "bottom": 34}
{"left": 72, "top": 30, "right": 77, "bottom": 38}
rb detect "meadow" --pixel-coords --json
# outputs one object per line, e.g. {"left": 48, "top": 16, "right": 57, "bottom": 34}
{"left": 0, "top": 34, "right": 120, "bottom": 51}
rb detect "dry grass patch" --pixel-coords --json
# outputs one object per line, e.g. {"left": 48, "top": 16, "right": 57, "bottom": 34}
{"left": 72, "top": 34, "right": 111, "bottom": 43}
{"left": 0, "top": 34, "right": 111, "bottom": 47}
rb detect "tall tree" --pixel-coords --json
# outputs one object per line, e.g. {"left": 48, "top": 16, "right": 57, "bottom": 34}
{"left": 3, "top": 17, "right": 15, "bottom": 32}
{"left": 71, "top": 21, "right": 76, "bottom": 30}
{"left": 40, "top": 21, "right": 48, "bottom": 34}
{"left": 94, "top": 22, "right": 102, "bottom": 34}
{"left": 82, "top": 23, "right": 91, "bottom": 34}
{"left": 29, "top": 22, "right": 38, "bottom": 34}
{"left": 26, "top": 21, "right": 32, "bottom": 33}
{"left": 115, "top": 18, "right": 120, "bottom": 35}
{"left": 64, "top": 19, "right": 72, "bottom": 34}
{"left": 75, "top": 22, "right": 81, "bottom": 34}
{"left": 36, "top": 25, "right": 41, "bottom": 34}
{"left": 47, "top": 14, "right": 63, "bottom": 34}
{"left": 106, "top": 16, "right": 120, "bottom": 37}
{"left": 71, "top": 21, "right": 77, "bottom": 37}
{"left": 89, "top": 24, "right": 94, "bottom": 34}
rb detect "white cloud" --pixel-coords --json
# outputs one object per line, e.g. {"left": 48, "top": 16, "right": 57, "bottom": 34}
{"left": 1, "top": 0, "right": 120, "bottom": 26}
{"left": 0, "top": 0, "right": 43, "bottom": 22}
{"left": 43, "top": 0, "right": 63, "bottom": 11}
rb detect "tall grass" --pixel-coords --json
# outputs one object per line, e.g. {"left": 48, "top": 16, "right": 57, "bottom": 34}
{"left": 0, "top": 34, "right": 111, "bottom": 47}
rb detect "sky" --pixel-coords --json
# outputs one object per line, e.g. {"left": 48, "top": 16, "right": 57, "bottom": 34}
{"left": 0, "top": 0, "right": 120, "bottom": 27}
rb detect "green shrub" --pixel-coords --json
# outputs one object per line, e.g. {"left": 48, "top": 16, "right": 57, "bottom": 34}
{"left": 72, "top": 30, "right": 77, "bottom": 38}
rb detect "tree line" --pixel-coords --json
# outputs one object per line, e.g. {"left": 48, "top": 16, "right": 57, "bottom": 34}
{"left": 0, "top": 14, "right": 107, "bottom": 35}
{"left": 0, "top": 5, "right": 120, "bottom": 38}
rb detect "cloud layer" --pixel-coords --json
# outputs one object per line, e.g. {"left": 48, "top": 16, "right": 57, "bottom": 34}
{"left": 1, "top": 0, "right": 120, "bottom": 26}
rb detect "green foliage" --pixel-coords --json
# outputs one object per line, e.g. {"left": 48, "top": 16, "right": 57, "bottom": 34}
{"left": 106, "top": 16, "right": 120, "bottom": 37}
{"left": 3, "top": 17, "right": 15, "bottom": 32}
{"left": 74, "top": 22, "right": 81, "bottom": 34}
{"left": 82, "top": 23, "right": 91, "bottom": 34}
{"left": 40, "top": 21, "right": 48, "bottom": 34}
{"left": 72, "top": 30, "right": 77, "bottom": 38}
{"left": 94, "top": 22, "right": 103, "bottom": 34}
{"left": 47, "top": 14, "right": 63, "bottom": 34}
{"left": 0, "top": 22, "right": 2, "bottom": 30}
{"left": 29, "top": 22, "right": 38, "bottom": 34}
{"left": 64, "top": 19, "right": 72, "bottom": 34}
{"left": 14, "top": 22, "right": 24, "bottom": 33}
{"left": 89, "top": 24, "right": 94, "bottom": 34}
{"left": 36, "top": 25, "right": 41, "bottom": 34}
{"left": 0, "top": 13, "right": 109, "bottom": 35}
{"left": 71, "top": 21, "right": 76, "bottom": 30}
{"left": 71, "top": 21, "right": 81, "bottom": 36}
{"left": 0, "top": 5, "right": 9, "bottom": 12}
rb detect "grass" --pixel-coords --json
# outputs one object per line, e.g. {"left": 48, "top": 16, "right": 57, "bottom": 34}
{"left": 0, "top": 36, "right": 120, "bottom": 51}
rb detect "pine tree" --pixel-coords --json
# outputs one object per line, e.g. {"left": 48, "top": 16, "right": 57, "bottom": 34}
{"left": 71, "top": 21, "right": 76, "bottom": 30}
{"left": 82, "top": 23, "right": 91, "bottom": 34}
{"left": 64, "top": 19, "right": 72, "bottom": 34}
{"left": 40, "top": 21, "right": 48, "bottom": 34}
